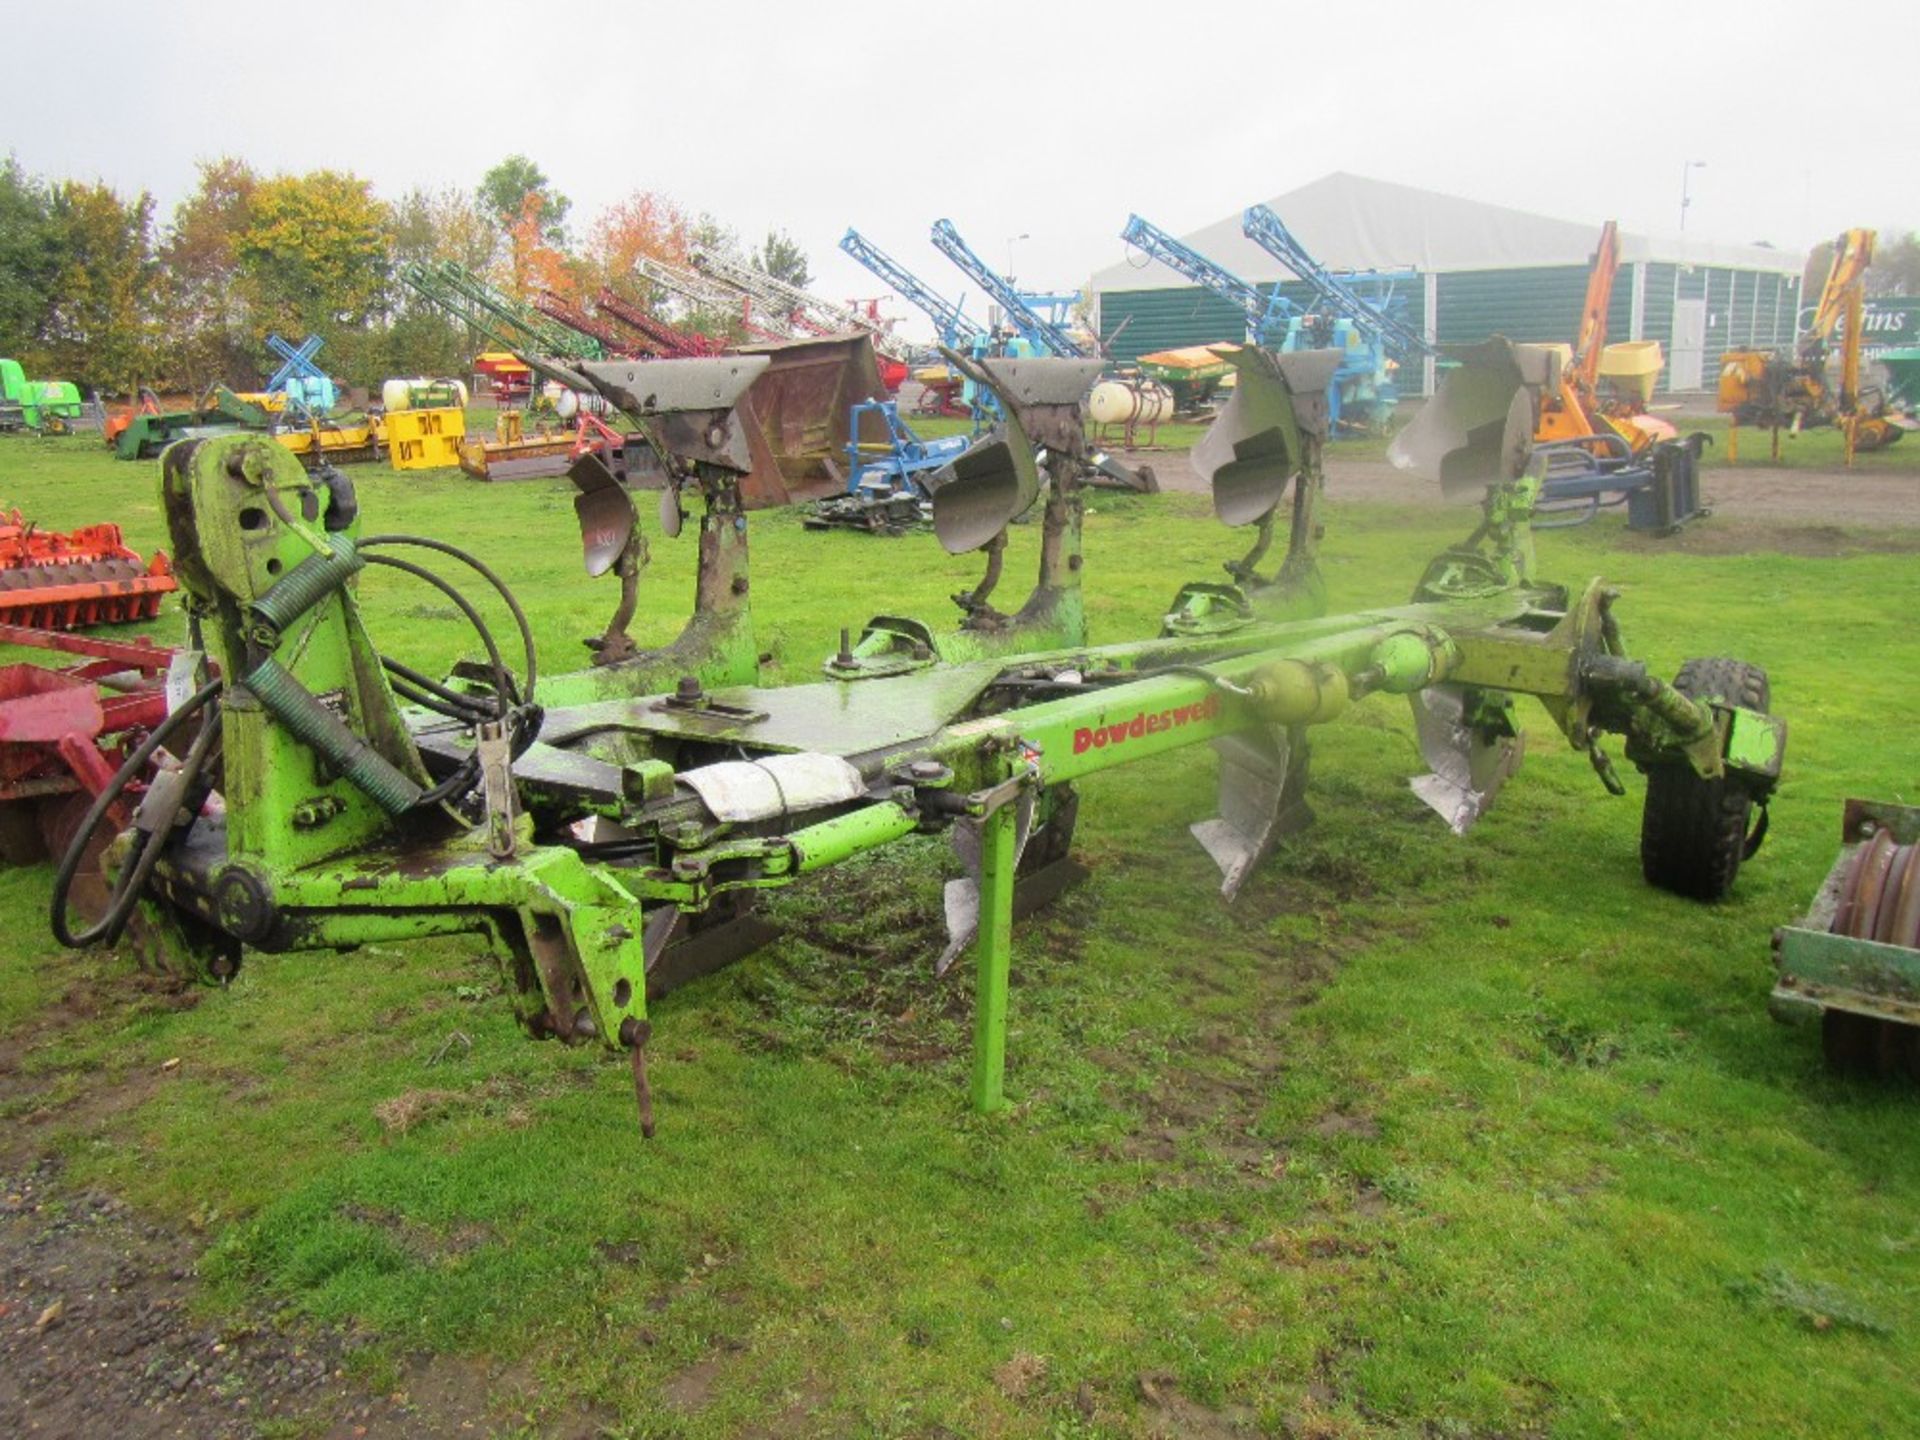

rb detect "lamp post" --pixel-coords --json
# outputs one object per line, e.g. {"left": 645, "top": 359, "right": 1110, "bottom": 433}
{"left": 1005, "top": 233, "right": 1030, "bottom": 284}
{"left": 1679, "top": 160, "right": 1707, "bottom": 232}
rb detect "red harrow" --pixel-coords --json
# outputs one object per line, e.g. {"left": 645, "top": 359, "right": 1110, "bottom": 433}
{"left": 0, "top": 625, "right": 180, "bottom": 876}
{"left": 0, "top": 511, "right": 178, "bottom": 629}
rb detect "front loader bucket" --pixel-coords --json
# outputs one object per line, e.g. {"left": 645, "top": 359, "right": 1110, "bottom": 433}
{"left": 1191, "top": 346, "right": 1339, "bottom": 525}
{"left": 732, "top": 335, "right": 896, "bottom": 509}
{"left": 1388, "top": 338, "right": 1553, "bottom": 497}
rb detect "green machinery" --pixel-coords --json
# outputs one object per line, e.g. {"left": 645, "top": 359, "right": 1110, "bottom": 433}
{"left": 111, "top": 387, "right": 279, "bottom": 460}
{"left": 49, "top": 342, "right": 1788, "bottom": 1130}
{"left": 0, "top": 358, "right": 91, "bottom": 433}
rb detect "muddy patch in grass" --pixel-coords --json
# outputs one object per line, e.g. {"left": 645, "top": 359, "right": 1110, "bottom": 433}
{"left": 748, "top": 839, "right": 1102, "bottom": 1072}
{"left": 661, "top": 1352, "right": 727, "bottom": 1411}
{"left": 0, "top": 1157, "right": 615, "bottom": 1438}
{"left": 1310, "top": 1107, "right": 1382, "bottom": 1140}
{"left": 338, "top": 1203, "right": 497, "bottom": 1265}
{"left": 1137, "top": 1370, "right": 1260, "bottom": 1438}
{"left": 738, "top": 1373, "right": 834, "bottom": 1437}
{"left": 1101, "top": 918, "right": 1361, "bottom": 1176}
{"left": 0, "top": 960, "right": 200, "bottom": 1161}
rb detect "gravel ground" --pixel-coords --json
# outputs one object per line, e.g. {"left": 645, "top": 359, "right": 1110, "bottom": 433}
{"left": 1127, "top": 449, "right": 1920, "bottom": 535}
{"left": 0, "top": 1157, "right": 376, "bottom": 1438}
{"left": 0, "top": 1025, "right": 603, "bottom": 1438}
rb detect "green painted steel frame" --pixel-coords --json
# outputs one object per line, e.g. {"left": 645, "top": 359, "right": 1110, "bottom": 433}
{"left": 122, "top": 427, "right": 1790, "bottom": 1128}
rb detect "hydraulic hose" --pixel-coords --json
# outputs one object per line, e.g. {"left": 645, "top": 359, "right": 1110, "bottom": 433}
{"left": 350, "top": 537, "right": 546, "bottom": 810}
{"left": 360, "top": 553, "right": 514, "bottom": 711}
{"left": 50, "top": 679, "right": 223, "bottom": 949}
{"left": 358, "top": 534, "right": 538, "bottom": 704}
{"left": 381, "top": 655, "right": 496, "bottom": 723}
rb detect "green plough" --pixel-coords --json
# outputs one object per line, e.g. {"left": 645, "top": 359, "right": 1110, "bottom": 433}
{"left": 49, "top": 342, "right": 1787, "bottom": 1131}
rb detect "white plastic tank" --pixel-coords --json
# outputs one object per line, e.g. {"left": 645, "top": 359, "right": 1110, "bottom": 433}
{"left": 1088, "top": 377, "right": 1174, "bottom": 427}
{"left": 551, "top": 386, "right": 607, "bottom": 419}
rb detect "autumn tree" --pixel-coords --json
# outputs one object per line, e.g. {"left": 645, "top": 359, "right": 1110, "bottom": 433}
{"left": 157, "top": 157, "right": 257, "bottom": 391}
{"left": 390, "top": 185, "right": 495, "bottom": 274}
{"left": 474, "top": 155, "right": 577, "bottom": 299}
{"left": 753, "top": 227, "right": 810, "bottom": 289}
{"left": 387, "top": 185, "right": 497, "bottom": 375}
{"left": 39, "top": 181, "right": 159, "bottom": 394}
{"left": 584, "top": 190, "right": 691, "bottom": 300}
{"left": 234, "top": 169, "right": 390, "bottom": 381}
{"left": 500, "top": 190, "right": 578, "bottom": 300}
{"left": 479, "top": 155, "right": 569, "bottom": 249}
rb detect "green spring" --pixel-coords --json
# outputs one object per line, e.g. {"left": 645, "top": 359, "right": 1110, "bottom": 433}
{"left": 243, "top": 656, "right": 424, "bottom": 816}
{"left": 251, "top": 536, "right": 362, "bottom": 632}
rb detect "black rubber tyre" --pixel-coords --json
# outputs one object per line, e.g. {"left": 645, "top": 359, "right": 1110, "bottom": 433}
{"left": 1639, "top": 657, "right": 1770, "bottom": 902}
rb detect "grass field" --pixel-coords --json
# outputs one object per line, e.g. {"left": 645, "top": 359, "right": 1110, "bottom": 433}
{"left": 2, "top": 428, "right": 1918, "bottom": 1438}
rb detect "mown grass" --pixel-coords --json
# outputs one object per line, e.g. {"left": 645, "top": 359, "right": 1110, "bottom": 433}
{"left": 1, "top": 429, "right": 1918, "bottom": 1437}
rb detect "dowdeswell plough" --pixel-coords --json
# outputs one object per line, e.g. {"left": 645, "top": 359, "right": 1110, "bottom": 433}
{"left": 49, "top": 343, "right": 1786, "bottom": 1132}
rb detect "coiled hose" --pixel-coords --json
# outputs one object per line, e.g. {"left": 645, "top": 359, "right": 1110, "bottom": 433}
{"left": 50, "top": 679, "right": 223, "bottom": 949}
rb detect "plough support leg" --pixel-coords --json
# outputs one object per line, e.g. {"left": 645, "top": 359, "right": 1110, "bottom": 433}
{"left": 970, "top": 803, "right": 1018, "bottom": 1113}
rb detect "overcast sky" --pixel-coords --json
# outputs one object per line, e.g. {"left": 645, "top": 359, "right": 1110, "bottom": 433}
{"left": 5, "top": 0, "right": 1907, "bottom": 339}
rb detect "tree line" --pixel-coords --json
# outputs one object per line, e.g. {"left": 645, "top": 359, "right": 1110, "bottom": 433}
{"left": 0, "top": 153, "right": 811, "bottom": 398}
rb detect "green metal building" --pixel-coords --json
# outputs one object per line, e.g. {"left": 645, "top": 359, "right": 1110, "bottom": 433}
{"left": 1089, "top": 173, "right": 1807, "bottom": 396}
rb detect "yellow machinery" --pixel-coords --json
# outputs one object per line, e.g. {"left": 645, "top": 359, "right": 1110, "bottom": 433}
{"left": 1718, "top": 228, "right": 1907, "bottom": 464}
{"left": 386, "top": 407, "right": 466, "bottom": 471}
{"left": 456, "top": 409, "right": 581, "bottom": 482}
{"left": 271, "top": 413, "right": 384, "bottom": 467}
{"left": 1532, "top": 222, "right": 1674, "bottom": 459}
{"left": 225, "top": 390, "right": 386, "bottom": 467}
